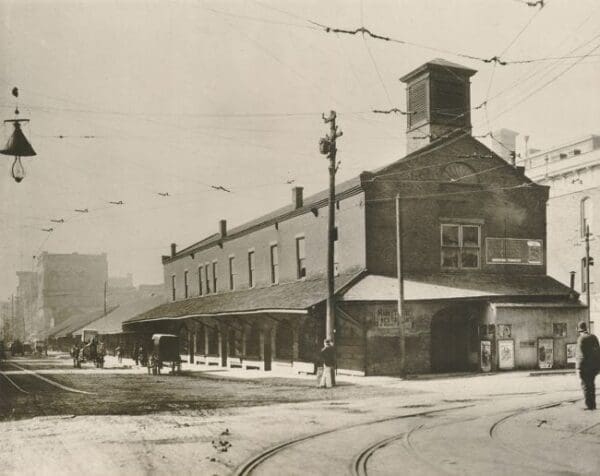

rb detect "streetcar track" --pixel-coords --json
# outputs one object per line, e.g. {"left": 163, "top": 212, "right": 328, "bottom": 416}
{"left": 8, "top": 362, "right": 95, "bottom": 395}
{"left": 234, "top": 404, "right": 473, "bottom": 476}
{"left": 0, "top": 370, "right": 31, "bottom": 394}
{"left": 351, "top": 396, "right": 582, "bottom": 476}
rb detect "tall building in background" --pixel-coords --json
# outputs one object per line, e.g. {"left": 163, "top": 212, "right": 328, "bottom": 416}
{"left": 35, "top": 252, "right": 108, "bottom": 335}
{"left": 16, "top": 271, "right": 38, "bottom": 340}
{"left": 524, "top": 135, "right": 600, "bottom": 333}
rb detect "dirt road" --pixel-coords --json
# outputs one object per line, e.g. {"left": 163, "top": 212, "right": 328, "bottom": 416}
{"left": 1, "top": 354, "right": 598, "bottom": 475}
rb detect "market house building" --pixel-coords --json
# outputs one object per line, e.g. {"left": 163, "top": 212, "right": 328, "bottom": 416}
{"left": 124, "top": 59, "right": 584, "bottom": 375}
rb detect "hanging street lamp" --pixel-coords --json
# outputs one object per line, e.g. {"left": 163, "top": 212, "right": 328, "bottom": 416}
{"left": 1, "top": 87, "right": 36, "bottom": 183}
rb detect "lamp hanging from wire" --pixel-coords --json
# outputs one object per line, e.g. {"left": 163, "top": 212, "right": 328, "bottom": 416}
{"left": 1, "top": 87, "right": 36, "bottom": 183}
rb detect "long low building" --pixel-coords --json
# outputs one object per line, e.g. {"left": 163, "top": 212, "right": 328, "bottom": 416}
{"left": 124, "top": 59, "right": 585, "bottom": 375}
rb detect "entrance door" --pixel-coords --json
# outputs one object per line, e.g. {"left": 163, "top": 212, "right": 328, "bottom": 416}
{"left": 431, "top": 308, "right": 471, "bottom": 372}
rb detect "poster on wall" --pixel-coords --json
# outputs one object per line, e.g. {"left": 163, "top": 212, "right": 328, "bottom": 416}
{"left": 566, "top": 343, "right": 577, "bottom": 365}
{"left": 498, "top": 340, "right": 515, "bottom": 370}
{"left": 497, "top": 324, "right": 512, "bottom": 339}
{"left": 538, "top": 338, "right": 554, "bottom": 369}
{"left": 480, "top": 340, "right": 492, "bottom": 372}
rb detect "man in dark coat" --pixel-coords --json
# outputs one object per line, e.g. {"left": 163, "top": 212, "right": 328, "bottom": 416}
{"left": 576, "top": 321, "right": 600, "bottom": 410}
{"left": 318, "top": 339, "right": 336, "bottom": 388}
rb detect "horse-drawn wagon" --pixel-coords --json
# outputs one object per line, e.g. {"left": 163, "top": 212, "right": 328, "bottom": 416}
{"left": 148, "top": 334, "right": 181, "bottom": 375}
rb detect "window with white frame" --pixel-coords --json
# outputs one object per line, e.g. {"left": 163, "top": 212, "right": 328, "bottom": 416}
{"left": 581, "top": 197, "right": 592, "bottom": 237}
{"left": 270, "top": 244, "right": 279, "bottom": 284}
{"left": 441, "top": 224, "right": 480, "bottom": 269}
{"left": 212, "top": 261, "right": 218, "bottom": 293}
{"left": 198, "top": 267, "right": 203, "bottom": 296}
{"left": 205, "top": 264, "right": 210, "bottom": 294}
{"left": 228, "top": 256, "right": 236, "bottom": 291}
{"left": 248, "top": 251, "right": 256, "bottom": 288}
{"left": 184, "top": 270, "right": 189, "bottom": 299}
{"left": 296, "top": 237, "right": 306, "bottom": 278}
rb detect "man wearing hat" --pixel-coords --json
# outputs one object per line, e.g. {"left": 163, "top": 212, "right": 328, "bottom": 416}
{"left": 576, "top": 321, "right": 600, "bottom": 410}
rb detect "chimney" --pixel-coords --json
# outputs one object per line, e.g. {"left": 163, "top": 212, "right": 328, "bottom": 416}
{"left": 400, "top": 59, "right": 477, "bottom": 155}
{"left": 170, "top": 243, "right": 177, "bottom": 258}
{"left": 219, "top": 219, "right": 227, "bottom": 238}
{"left": 292, "top": 186, "right": 303, "bottom": 209}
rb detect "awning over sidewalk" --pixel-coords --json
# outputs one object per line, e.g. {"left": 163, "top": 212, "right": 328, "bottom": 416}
{"left": 339, "top": 273, "right": 576, "bottom": 302}
{"left": 124, "top": 272, "right": 362, "bottom": 326}
{"left": 42, "top": 306, "right": 119, "bottom": 339}
{"left": 72, "top": 293, "right": 166, "bottom": 336}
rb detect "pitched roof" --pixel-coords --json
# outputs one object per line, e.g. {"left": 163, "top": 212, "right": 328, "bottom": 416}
{"left": 124, "top": 271, "right": 363, "bottom": 326}
{"left": 340, "top": 273, "right": 576, "bottom": 302}
{"left": 72, "top": 293, "right": 166, "bottom": 335}
{"left": 43, "top": 306, "right": 119, "bottom": 339}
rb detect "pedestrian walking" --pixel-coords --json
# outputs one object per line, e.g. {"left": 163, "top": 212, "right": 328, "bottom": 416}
{"left": 317, "top": 339, "right": 336, "bottom": 388}
{"left": 116, "top": 343, "right": 123, "bottom": 363}
{"left": 133, "top": 341, "right": 140, "bottom": 365}
{"left": 576, "top": 321, "right": 600, "bottom": 410}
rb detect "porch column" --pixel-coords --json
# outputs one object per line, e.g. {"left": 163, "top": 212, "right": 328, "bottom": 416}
{"left": 220, "top": 324, "right": 228, "bottom": 367}
{"left": 204, "top": 324, "right": 209, "bottom": 356}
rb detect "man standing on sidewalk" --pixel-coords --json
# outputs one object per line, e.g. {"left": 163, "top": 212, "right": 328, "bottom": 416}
{"left": 576, "top": 321, "right": 600, "bottom": 410}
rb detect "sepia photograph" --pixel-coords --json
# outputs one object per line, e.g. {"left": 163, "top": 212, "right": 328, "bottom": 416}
{"left": 1, "top": 0, "right": 600, "bottom": 474}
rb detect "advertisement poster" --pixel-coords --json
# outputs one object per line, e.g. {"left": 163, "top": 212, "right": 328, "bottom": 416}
{"left": 497, "top": 324, "right": 512, "bottom": 339}
{"left": 480, "top": 341, "right": 492, "bottom": 372}
{"left": 538, "top": 338, "right": 554, "bottom": 369}
{"left": 498, "top": 340, "right": 515, "bottom": 370}
{"left": 566, "top": 343, "right": 577, "bottom": 365}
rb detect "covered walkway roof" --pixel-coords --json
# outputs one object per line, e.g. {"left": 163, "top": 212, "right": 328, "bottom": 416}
{"left": 339, "top": 273, "right": 576, "bottom": 302}
{"left": 123, "top": 272, "right": 362, "bottom": 327}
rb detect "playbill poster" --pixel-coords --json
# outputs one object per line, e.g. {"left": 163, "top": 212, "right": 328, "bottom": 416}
{"left": 480, "top": 340, "right": 492, "bottom": 372}
{"left": 498, "top": 340, "right": 515, "bottom": 370}
{"left": 538, "top": 338, "right": 554, "bottom": 369}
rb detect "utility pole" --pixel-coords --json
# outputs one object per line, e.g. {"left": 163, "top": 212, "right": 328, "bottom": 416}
{"left": 320, "top": 111, "right": 343, "bottom": 343}
{"left": 395, "top": 195, "right": 406, "bottom": 377}
{"left": 104, "top": 281, "right": 107, "bottom": 315}
{"left": 585, "top": 225, "right": 594, "bottom": 330}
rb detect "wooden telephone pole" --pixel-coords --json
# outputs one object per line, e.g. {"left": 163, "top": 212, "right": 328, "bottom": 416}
{"left": 585, "top": 225, "right": 593, "bottom": 330}
{"left": 320, "top": 111, "right": 343, "bottom": 343}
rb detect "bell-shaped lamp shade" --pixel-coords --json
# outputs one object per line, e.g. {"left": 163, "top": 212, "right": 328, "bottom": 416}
{"left": 1, "top": 122, "right": 36, "bottom": 157}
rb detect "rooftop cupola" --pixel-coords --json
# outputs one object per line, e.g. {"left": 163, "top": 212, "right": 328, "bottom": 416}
{"left": 400, "top": 58, "right": 477, "bottom": 154}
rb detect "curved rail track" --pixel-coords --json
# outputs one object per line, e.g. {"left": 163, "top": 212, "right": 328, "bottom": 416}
{"left": 351, "top": 396, "right": 582, "bottom": 476}
{"left": 234, "top": 405, "right": 473, "bottom": 476}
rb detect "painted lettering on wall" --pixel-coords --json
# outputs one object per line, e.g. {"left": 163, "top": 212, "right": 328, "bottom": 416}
{"left": 369, "top": 307, "right": 401, "bottom": 328}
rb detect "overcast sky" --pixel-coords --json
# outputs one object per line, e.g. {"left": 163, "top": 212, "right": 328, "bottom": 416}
{"left": 0, "top": 0, "right": 599, "bottom": 298}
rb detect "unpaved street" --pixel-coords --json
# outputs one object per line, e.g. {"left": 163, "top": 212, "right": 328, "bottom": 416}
{"left": 1, "top": 353, "right": 599, "bottom": 475}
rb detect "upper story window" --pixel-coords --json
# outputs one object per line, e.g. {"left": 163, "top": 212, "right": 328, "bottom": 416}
{"left": 270, "top": 244, "right": 279, "bottom": 284}
{"left": 198, "top": 267, "right": 203, "bottom": 296}
{"left": 212, "top": 261, "right": 218, "bottom": 293}
{"left": 184, "top": 270, "right": 189, "bottom": 299}
{"left": 229, "top": 256, "right": 236, "bottom": 291}
{"left": 441, "top": 224, "right": 480, "bottom": 269}
{"left": 248, "top": 251, "right": 256, "bottom": 288}
{"left": 582, "top": 257, "right": 590, "bottom": 293}
{"left": 581, "top": 197, "right": 592, "bottom": 237}
{"left": 171, "top": 275, "right": 176, "bottom": 301}
{"left": 205, "top": 263, "right": 211, "bottom": 294}
{"left": 296, "top": 237, "right": 306, "bottom": 279}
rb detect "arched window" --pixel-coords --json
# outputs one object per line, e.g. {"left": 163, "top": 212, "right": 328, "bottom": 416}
{"left": 581, "top": 197, "right": 593, "bottom": 237}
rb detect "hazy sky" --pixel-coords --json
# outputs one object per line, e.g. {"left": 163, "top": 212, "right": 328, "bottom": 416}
{"left": 0, "top": 0, "right": 599, "bottom": 298}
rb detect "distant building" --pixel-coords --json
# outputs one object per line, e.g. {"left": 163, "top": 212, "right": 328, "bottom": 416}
{"left": 35, "top": 252, "right": 108, "bottom": 335}
{"left": 125, "top": 59, "right": 583, "bottom": 376}
{"left": 524, "top": 135, "right": 600, "bottom": 333}
{"left": 16, "top": 271, "right": 38, "bottom": 340}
